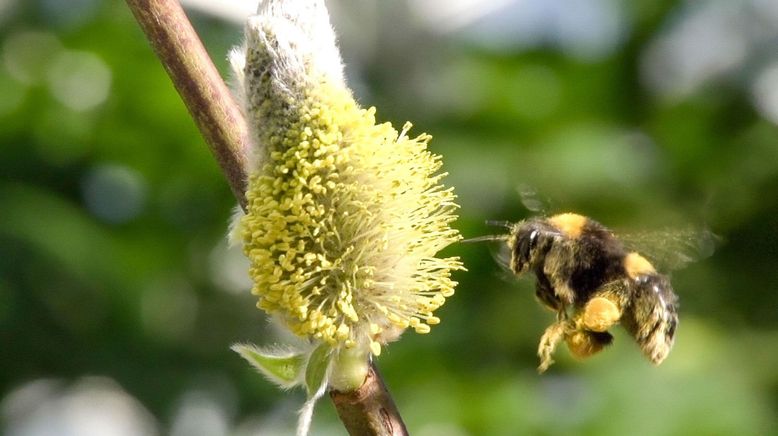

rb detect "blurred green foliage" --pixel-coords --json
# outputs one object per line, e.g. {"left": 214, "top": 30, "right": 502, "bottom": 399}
{"left": 1, "top": 0, "right": 777, "bottom": 435}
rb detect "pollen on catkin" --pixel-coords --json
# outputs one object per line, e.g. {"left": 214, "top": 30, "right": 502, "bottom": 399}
{"left": 231, "top": 3, "right": 462, "bottom": 356}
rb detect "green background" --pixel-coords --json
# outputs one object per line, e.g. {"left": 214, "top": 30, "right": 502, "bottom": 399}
{"left": 1, "top": 0, "right": 777, "bottom": 434}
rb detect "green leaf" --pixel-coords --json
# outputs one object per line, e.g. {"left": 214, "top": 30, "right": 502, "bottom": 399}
{"left": 305, "top": 343, "right": 332, "bottom": 396}
{"left": 231, "top": 343, "right": 305, "bottom": 389}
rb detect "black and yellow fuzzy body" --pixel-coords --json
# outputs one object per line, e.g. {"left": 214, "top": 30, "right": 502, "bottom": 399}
{"left": 508, "top": 213, "right": 626, "bottom": 313}
{"left": 504, "top": 213, "right": 679, "bottom": 370}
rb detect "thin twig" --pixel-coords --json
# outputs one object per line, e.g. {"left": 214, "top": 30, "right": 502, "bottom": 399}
{"left": 124, "top": 0, "right": 407, "bottom": 434}
{"left": 331, "top": 362, "right": 409, "bottom": 436}
{"left": 125, "top": 0, "right": 249, "bottom": 209}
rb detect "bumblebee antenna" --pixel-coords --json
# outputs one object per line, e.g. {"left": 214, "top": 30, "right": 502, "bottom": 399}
{"left": 461, "top": 234, "right": 510, "bottom": 244}
{"left": 485, "top": 220, "right": 513, "bottom": 229}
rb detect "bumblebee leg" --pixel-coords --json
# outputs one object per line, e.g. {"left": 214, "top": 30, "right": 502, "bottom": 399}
{"left": 565, "top": 329, "right": 613, "bottom": 359}
{"left": 534, "top": 275, "right": 562, "bottom": 313}
{"left": 553, "top": 283, "right": 576, "bottom": 309}
{"left": 578, "top": 280, "right": 630, "bottom": 332}
{"left": 580, "top": 297, "right": 622, "bottom": 332}
{"left": 542, "top": 241, "right": 577, "bottom": 307}
{"left": 537, "top": 321, "right": 567, "bottom": 373}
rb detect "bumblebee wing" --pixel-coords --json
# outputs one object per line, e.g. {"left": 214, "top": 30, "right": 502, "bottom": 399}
{"left": 517, "top": 184, "right": 552, "bottom": 214}
{"left": 619, "top": 226, "right": 719, "bottom": 272}
{"left": 489, "top": 240, "right": 514, "bottom": 278}
{"left": 462, "top": 236, "right": 516, "bottom": 282}
{"left": 620, "top": 275, "right": 679, "bottom": 365}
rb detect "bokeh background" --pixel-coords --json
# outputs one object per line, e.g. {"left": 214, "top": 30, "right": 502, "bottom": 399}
{"left": 2, "top": 0, "right": 777, "bottom": 434}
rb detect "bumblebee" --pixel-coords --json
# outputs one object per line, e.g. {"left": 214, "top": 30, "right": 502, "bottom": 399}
{"left": 477, "top": 212, "right": 681, "bottom": 372}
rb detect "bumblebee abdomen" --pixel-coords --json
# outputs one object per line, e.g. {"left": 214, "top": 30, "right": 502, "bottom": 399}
{"left": 622, "top": 273, "right": 679, "bottom": 364}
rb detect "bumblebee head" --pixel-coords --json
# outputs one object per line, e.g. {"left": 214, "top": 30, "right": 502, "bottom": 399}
{"left": 509, "top": 220, "right": 553, "bottom": 274}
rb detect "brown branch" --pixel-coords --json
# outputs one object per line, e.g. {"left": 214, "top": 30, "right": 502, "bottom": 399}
{"left": 124, "top": 0, "right": 407, "bottom": 434}
{"left": 331, "top": 362, "right": 409, "bottom": 436}
{"left": 125, "top": 0, "right": 249, "bottom": 209}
